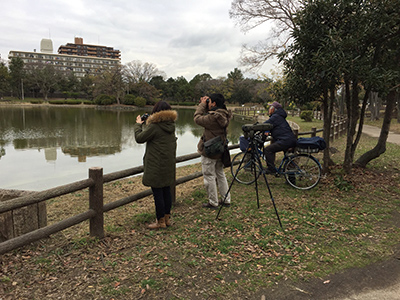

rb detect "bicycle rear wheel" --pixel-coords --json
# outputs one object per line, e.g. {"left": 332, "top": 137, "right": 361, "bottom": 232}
{"left": 230, "top": 151, "right": 259, "bottom": 185}
{"left": 284, "top": 154, "right": 321, "bottom": 190}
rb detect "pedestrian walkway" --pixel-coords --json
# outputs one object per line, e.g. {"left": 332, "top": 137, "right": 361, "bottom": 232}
{"left": 361, "top": 124, "right": 400, "bottom": 146}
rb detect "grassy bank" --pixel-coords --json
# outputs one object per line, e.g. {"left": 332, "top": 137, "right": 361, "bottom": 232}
{"left": 1, "top": 120, "right": 400, "bottom": 299}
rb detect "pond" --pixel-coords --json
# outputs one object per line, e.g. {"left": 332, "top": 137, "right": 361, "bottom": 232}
{"left": 0, "top": 105, "right": 248, "bottom": 191}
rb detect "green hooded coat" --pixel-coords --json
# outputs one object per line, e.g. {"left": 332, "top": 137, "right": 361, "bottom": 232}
{"left": 134, "top": 110, "right": 177, "bottom": 188}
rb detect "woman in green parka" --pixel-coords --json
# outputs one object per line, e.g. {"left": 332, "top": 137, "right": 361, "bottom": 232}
{"left": 134, "top": 101, "right": 177, "bottom": 229}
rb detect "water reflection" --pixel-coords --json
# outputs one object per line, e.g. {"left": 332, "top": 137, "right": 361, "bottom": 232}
{"left": 0, "top": 106, "right": 246, "bottom": 190}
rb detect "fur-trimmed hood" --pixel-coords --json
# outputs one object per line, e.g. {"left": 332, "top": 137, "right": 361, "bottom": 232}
{"left": 146, "top": 110, "right": 178, "bottom": 124}
{"left": 146, "top": 110, "right": 178, "bottom": 134}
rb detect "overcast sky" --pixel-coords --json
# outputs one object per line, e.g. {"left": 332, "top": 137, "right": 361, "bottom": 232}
{"left": 0, "top": 0, "right": 279, "bottom": 81}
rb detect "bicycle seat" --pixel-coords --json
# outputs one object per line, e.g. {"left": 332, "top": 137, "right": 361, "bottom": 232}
{"left": 285, "top": 148, "right": 295, "bottom": 154}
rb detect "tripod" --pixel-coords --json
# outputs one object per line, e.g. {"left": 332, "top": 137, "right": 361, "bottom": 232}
{"left": 216, "top": 129, "right": 283, "bottom": 229}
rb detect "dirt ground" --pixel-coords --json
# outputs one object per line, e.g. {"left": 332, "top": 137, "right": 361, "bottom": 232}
{"left": 1, "top": 167, "right": 400, "bottom": 300}
{"left": 256, "top": 244, "right": 400, "bottom": 299}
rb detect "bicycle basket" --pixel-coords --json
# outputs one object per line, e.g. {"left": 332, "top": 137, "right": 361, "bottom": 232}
{"left": 296, "top": 137, "right": 326, "bottom": 153}
{"left": 296, "top": 147, "right": 320, "bottom": 153}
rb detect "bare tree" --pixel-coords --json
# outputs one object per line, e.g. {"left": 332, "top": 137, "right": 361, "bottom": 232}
{"left": 93, "top": 65, "right": 125, "bottom": 104}
{"left": 25, "top": 62, "right": 61, "bottom": 100}
{"left": 229, "top": 0, "right": 302, "bottom": 71}
{"left": 123, "top": 60, "right": 166, "bottom": 85}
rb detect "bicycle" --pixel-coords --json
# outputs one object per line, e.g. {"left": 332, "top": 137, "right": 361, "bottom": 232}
{"left": 231, "top": 131, "right": 322, "bottom": 190}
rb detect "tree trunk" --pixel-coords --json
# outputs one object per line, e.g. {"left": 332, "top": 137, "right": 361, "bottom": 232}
{"left": 322, "top": 87, "right": 336, "bottom": 174}
{"left": 353, "top": 87, "right": 371, "bottom": 153}
{"left": 343, "top": 79, "right": 360, "bottom": 173}
{"left": 354, "top": 90, "right": 397, "bottom": 168}
{"left": 338, "top": 84, "right": 346, "bottom": 115}
{"left": 397, "top": 92, "right": 400, "bottom": 123}
{"left": 369, "top": 92, "right": 380, "bottom": 121}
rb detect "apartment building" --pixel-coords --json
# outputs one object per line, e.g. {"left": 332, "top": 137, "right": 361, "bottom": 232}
{"left": 8, "top": 38, "right": 121, "bottom": 78}
{"left": 58, "top": 37, "right": 121, "bottom": 60}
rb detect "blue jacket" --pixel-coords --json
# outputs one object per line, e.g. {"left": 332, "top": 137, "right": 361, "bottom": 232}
{"left": 264, "top": 108, "right": 297, "bottom": 148}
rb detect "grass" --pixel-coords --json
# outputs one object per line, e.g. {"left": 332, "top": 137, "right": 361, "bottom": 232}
{"left": 287, "top": 115, "right": 324, "bottom": 133}
{"left": 1, "top": 134, "right": 400, "bottom": 299}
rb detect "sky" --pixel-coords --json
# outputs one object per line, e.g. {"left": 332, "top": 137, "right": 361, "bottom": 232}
{"left": 0, "top": 0, "right": 280, "bottom": 81}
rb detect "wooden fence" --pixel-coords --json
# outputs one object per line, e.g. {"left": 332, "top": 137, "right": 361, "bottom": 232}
{"left": 0, "top": 116, "right": 347, "bottom": 254}
{"left": 0, "top": 146, "right": 242, "bottom": 255}
{"left": 234, "top": 106, "right": 265, "bottom": 116}
{"left": 293, "top": 115, "right": 347, "bottom": 140}
{"left": 235, "top": 108, "right": 324, "bottom": 122}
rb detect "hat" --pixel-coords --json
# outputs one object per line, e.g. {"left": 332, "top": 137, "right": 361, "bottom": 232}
{"left": 268, "top": 101, "right": 282, "bottom": 109}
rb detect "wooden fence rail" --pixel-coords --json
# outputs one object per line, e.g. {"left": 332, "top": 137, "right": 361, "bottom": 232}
{"left": 0, "top": 115, "right": 347, "bottom": 254}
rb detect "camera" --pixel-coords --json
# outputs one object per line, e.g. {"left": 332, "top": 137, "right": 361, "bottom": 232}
{"left": 141, "top": 113, "right": 150, "bottom": 122}
{"left": 242, "top": 123, "right": 273, "bottom": 138}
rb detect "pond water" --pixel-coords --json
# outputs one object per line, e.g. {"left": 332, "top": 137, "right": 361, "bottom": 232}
{"left": 0, "top": 106, "right": 248, "bottom": 191}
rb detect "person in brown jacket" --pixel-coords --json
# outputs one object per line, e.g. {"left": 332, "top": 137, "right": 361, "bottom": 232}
{"left": 194, "top": 93, "right": 232, "bottom": 209}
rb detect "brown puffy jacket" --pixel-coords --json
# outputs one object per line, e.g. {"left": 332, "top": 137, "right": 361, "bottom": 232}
{"left": 194, "top": 103, "right": 232, "bottom": 158}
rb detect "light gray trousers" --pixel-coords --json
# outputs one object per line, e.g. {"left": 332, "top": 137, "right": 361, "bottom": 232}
{"left": 201, "top": 155, "right": 231, "bottom": 207}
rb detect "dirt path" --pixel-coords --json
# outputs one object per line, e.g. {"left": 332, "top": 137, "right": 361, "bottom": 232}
{"left": 362, "top": 124, "right": 400, "bottom": 146}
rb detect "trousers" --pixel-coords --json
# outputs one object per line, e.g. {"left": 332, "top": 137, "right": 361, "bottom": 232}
{"left": 151, "top": 186, "right": 172, "bottom": 220}
{"left": 201, "top": 155, "right": 231, "bottom": 207}
{"left": 264, "top": 142, "right": 288, "bottom": 171}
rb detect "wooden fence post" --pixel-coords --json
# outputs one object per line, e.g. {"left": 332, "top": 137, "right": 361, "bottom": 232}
{"left": 89, "top": 167, "right": 104, "bottom": 239}
{"left": 344, "top": 117, "right": 348, "bottom": 137}
{"left": 334, "top": 118, "right": 339, "bottom": 140}
{"left": 172, "top": 163, "right": 176, "bottom": 205}
{"left": 311, "top": 128, "right": 317, "bottom": 137}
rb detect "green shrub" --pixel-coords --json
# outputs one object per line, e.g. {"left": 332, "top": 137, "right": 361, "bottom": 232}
{"left": 65, "top": 99, "right": 82, "bottom": 105}
{"left": 94, "top": 94, "right": 116, "bottom": 105}
{"left": 134, "top": 97, "right": 146, "bottom": 107}
{"left": 168, "top": 101, "right": 196, "bottom": 106}
{"left": 300, "top": 110, "right": 313, "bottom": 122}
{"left": 123, "top": 94, "right": 136, "bottom": 105}
{"left": 30, "top": 99, "right": 43, "bottom": 104}
{"left": 48, "top": 100, "right": 66, "bottom": 105}
{"left": 70, "top": 92, "right": 80, "bottom": 99}
{"left": 82, "top": 100, "right": 95, "bottom": 105}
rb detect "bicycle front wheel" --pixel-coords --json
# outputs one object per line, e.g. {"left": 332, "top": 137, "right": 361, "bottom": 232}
{"left": 230, "top": 151, "right": 259, "bottom": 185}
{"left": 284, "top": 154, "right": 321, "bottom": 190}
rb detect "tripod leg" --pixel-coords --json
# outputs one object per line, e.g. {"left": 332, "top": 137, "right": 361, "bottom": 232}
{"left": 261, "top": 171, "right": 283, "bottom": 229}
{"left": 216, "top": 147, "right": 252, "bottom": 220}
{"left": 253, "top": 156, "right": 260, "bottom": 209}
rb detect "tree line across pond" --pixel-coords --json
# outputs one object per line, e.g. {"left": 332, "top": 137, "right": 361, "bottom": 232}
{"left": 0, "top": 59, "right": 282, "bottom": 108}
